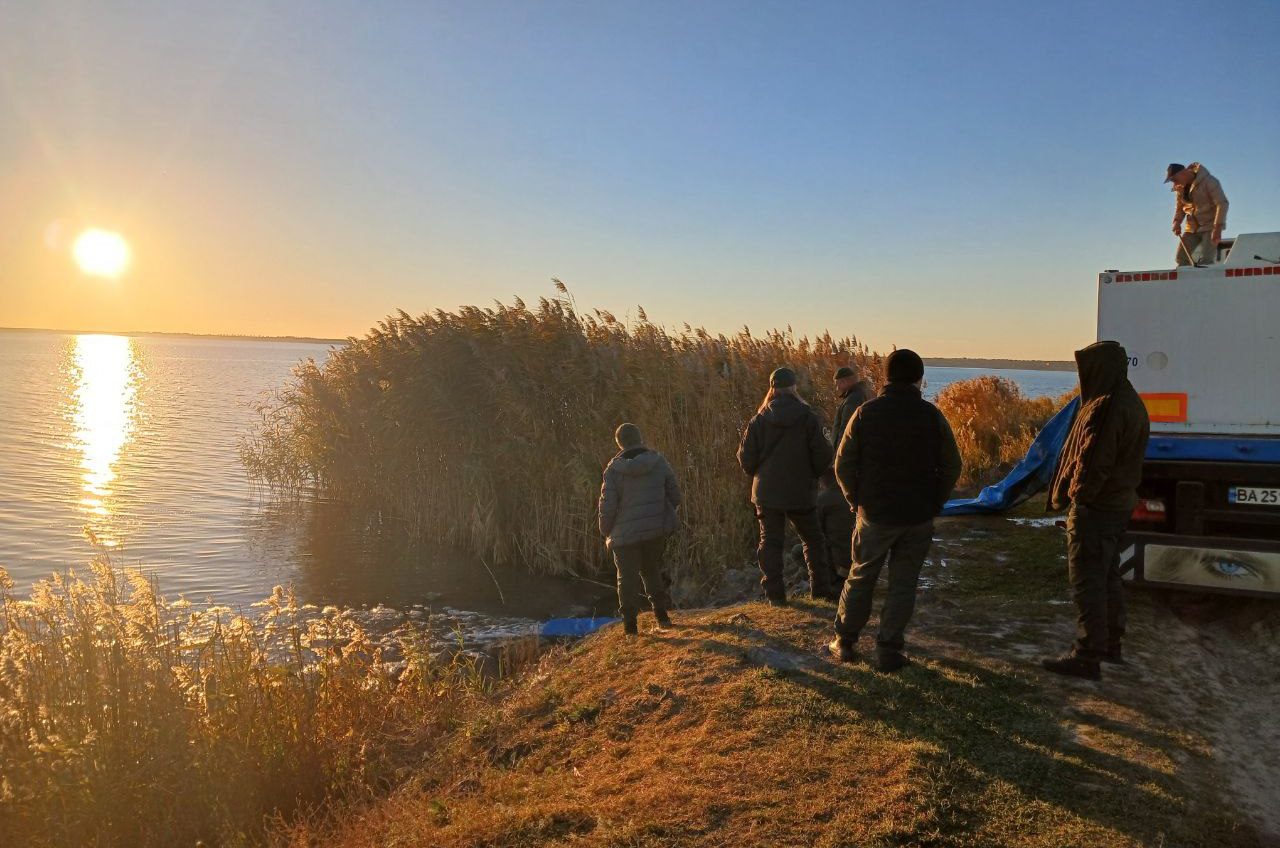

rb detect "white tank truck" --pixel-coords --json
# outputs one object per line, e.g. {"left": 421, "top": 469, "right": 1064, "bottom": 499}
{"left": 1097, "top": 231, "right": 1280, "bottom": 596}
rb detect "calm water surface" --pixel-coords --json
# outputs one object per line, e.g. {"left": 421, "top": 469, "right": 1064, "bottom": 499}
{"left": 0, "top": 331, "right": 1076, "bottom": 616}
{"left": 0, "top": 331, "right": 607, "bottom": 627}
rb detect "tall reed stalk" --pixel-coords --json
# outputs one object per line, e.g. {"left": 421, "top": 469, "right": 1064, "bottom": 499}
{"left": 242, "top": 287, "right": 880, "bottom": 594}
{"left": 0, "top": 562, "right": 485, "bottom": 847}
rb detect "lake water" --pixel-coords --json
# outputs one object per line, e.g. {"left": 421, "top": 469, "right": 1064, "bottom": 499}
{"left": 0, "top": 330, "right": 1077, "bottom": 622}
{"left": 0, "top": 331, "right": 612, "bottom": 642}
{"left": 924, "top": 365, "right": 1076, "bottom": 401}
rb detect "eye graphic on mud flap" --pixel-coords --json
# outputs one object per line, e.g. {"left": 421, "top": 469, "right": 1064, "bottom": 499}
{"left": 1145, "top": 544, "right": 1279, "bottom": 591}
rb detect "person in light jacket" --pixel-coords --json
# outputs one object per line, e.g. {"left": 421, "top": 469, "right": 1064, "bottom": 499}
{"left": 598, "top": 423, "right": 682, "bottom": 635}
{"left": 1166, "top": 162, "right": 1228, "bottom": 266}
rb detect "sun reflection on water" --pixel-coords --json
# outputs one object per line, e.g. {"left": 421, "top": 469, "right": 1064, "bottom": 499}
{"left": 70, "top": 335, "right": 139, "bottom": 546}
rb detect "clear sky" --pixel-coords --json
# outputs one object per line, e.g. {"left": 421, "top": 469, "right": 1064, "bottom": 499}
{"left": 2, "top": 1, "right": 1277, "bottom": 358}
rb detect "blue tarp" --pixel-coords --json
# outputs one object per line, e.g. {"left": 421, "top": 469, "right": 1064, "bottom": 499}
{"left": 941, "top": 397, "right": 1079, "bottom": 516}
{"left": 539, "top": 616, "right": 620, "bottom": 638}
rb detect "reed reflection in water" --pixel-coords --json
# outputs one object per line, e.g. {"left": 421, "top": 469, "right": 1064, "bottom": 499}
{"left": 68, "top": 334, "right": 140, "bottom": 547}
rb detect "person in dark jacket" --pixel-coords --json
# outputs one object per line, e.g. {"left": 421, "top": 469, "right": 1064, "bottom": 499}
{"left": 598, "top": 423, "right": 683, "bottom": 635}
{"left": 830, "top": 366, "right": 873, "bottom": 449}
{"left": 828, "top": 349, "right": 962, "bottom": 672}
{"left": 817, "top": 468, "right": 853, "bottom": 577}
{"left": 1042, "top": 341, "right": 1150, "bottom": 679}
{"left": 791, "top": 468, "right": 854, "bottom": 578}
{"left": 738, "top": 367, "right": 838, "bottom": 604}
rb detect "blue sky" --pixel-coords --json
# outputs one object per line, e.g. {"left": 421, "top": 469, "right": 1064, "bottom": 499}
{"left": 2, "top": 0, "right": 1277, "bottom": 357}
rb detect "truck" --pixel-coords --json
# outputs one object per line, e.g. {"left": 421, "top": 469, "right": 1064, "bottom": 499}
{"left": 1097, "top": 231, "right": 1280, "bottom": 597}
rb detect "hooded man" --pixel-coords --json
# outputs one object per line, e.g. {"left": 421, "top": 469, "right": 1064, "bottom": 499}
{"left": 598, "top": 423, "right": 683, "bottom": 635}
{"left": 831, "top": 366, "right": 874, "bottom": 449}
{"left": 1043, "top": 341, "right": 1150, "bottom": 680}
{"left": 1166, "top": 162, "right": 1229, "bottom": 267}
{"left": 828, "top": 349, "right": 962, "bottom": 672}
{"left": 738, "top": 367, "right": 839, "bottom": 604}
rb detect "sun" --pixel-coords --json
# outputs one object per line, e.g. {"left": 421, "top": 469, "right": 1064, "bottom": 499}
{"left": 73, "top": 228, "right": 131, "bottom": 279}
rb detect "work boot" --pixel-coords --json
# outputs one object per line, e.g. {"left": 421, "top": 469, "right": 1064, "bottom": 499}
{"left": 827, "top": 637, "right": 857, "bottom": 663}
{"left": 876, "top": 651, "right": 910, "bottom": 673}
{"left": 1041, "top": 653, "right": 1100, "bottom": 680}
{"left": 623, "top": 616, "right": 639, "bottom": 637}
{"left": 655, "top": 610, "right": 673, "bottom": 629}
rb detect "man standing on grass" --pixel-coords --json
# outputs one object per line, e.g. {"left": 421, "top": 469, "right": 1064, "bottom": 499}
{"left": 1042, "top": 341, "right": 1149, "bottom": 680}
{"left": 830, "top": 366, "right": 873, "bottom": 449}
{"left": 1166, "top": 162, "right": 1228, "bottom": 267}
{"left": 598, "top": 423, "right": 682, "bottom": 636}
{"left": 828, "top": 349, "right": 962, "bottom": 673}
{"left": 738, "top": 367, "right": 840, "bottom": 604}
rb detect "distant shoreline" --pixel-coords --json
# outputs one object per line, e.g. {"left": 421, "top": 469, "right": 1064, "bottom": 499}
{"left": 0, "top": 326, "right": 347, "bottom": 346}
{"left": 924, "top": 358, "right": 1074, "bottom": 372}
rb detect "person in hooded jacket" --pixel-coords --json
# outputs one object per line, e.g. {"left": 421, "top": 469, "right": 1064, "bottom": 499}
{"left": 598, "top": 423, "right": 683, "bottom": 635}
{"left": 738, "top": 367, "right": 839, "bottom": 604}
{"left": 828, "top": 349, "right": 962, "bottom": 672}
{"left": 1043, "top": 341, "right": 1150, "bottom": 680}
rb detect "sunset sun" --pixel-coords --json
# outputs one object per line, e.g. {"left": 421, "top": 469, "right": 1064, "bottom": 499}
{"left": 72, "top": 228, "right": 131, "bottom": 278}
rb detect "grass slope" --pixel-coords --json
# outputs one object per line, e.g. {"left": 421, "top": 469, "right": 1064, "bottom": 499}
{"left": 287, "top": 517, "right": 1272, "bottom": 848}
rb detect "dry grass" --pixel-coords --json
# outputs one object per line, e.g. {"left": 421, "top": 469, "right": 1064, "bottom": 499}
{"left": 935, "top": 376, "right": 1076, "bottom": 490}
{"left": 242, "top": 286, "right": 880, "bottom": 596}
{"left": 277, "top": 518, "right": 1267, "bottom": 848}
{"left": 0, "top": 562, "right": 488, "bottom": 848}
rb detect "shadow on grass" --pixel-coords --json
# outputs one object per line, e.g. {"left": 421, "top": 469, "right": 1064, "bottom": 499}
{"left": 660, "top": 611, "right": 1247, "bottom": 846}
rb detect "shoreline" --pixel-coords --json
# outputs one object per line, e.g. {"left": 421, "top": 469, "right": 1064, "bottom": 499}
{"left": 0, "top": 325, "right": 347, "bottom": 345}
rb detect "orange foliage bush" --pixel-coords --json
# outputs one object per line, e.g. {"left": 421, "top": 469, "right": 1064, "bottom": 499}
{"left": 935, "top": 376, "right": 1075, "bottom": 490}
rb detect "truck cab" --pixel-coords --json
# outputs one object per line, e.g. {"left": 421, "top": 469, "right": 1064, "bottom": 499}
{"left": 1097, "top": 232, "right": 1280, "bottom": 596}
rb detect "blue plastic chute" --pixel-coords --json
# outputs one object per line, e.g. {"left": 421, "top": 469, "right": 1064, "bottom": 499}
{"left": 941, "top": 397, "right": 1079, "bottom": 516}
{"left": 539, "top": 617, "right": 621, "bottom": 638}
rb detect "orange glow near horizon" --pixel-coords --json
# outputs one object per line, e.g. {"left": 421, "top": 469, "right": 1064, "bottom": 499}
{"left": 72, "top": 228, "right": 131, "bottom": 279}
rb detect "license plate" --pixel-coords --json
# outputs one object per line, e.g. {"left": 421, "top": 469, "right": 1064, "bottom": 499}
{"left": 1228, "top": 486, "right": 1280, "bottom": 506}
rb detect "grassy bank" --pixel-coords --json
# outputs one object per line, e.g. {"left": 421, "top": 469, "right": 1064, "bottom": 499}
{"left": 6, "top": 516, "right": 1275, "bottom": 846}
{"left": 279, "top": 512, "right": 1274, "bottom": 848}
{"left": 0, "top": 564, "right": 489, "bottom": 848}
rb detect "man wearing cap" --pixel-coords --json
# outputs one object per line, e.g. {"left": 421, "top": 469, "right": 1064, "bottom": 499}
{"left": 598, "top": 422, "right": 682, "bottom": 635}
{"left": 830, "top": 366, "right": 873, "bottom": 450}
{"left": 828, "top": 349, "right": 962, "bottom": 672}
{"left": 738, "top": 367, "right": 840, "bottom": 603}
{"left": 1165, "top": 162, "right": 1229, "bottom": 267}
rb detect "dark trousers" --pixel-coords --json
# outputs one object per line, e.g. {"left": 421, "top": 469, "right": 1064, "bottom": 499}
{"left": 1066, "top": 505, "right": 1129, "bottom": 660}
{"left": 612, "top": 536, "right": 671, "bottom": 619}
{"left": 835, "top": 517, "right": 934, "bottom": 654}
{"left": 756, "top": 507, "right": 834, "bottom": 598}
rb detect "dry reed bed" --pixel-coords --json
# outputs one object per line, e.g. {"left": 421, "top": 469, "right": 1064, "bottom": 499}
{"left": 242, "top": 288, "right": 880, "bottom": 594}
{"left": 0, "top": 563, "right": 487, "bottom": 848}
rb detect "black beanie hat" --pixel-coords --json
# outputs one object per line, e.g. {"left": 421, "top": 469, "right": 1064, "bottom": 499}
{"left": 769, "top": 367, "right": 797, "bottom": 388}
{"left": 885, "top": 349, "right": 925, "bottom": 384}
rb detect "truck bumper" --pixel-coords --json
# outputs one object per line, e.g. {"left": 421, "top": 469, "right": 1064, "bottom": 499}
{"left": 1122, "top": 530, "right": 1280, "bottom": 598}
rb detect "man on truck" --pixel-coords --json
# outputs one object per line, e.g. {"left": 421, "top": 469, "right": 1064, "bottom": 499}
{"left": 1043, "top": 341, "right": 1150, "bottom": 680}
{"left": 1165, "top": 162, "right": 1228, "bottom": 267}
